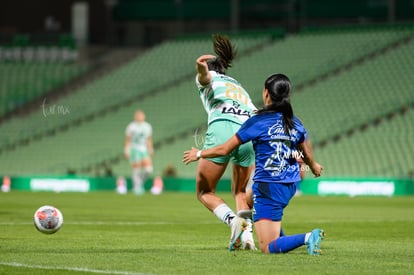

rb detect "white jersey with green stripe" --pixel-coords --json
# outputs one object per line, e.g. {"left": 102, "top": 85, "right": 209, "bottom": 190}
{"left": 196, "top": 71, "right": 257, "bottom": 125}
{"left": 125, "top": 121, "right": 152, "bottom": 151}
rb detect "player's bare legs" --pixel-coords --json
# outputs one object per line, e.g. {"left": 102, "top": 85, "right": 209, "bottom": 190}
{"left": 196, "top": 158, "right": 249, "bottom": 250}
{"left": 254, "top": 220, "right": 282, "bottom": 253}
{"left": 141, "top": 157, "right": 153, "bottom": 173}
{"left": 195, "top": 160, "right": 253, "bottom": 213}
{"left": 196, "top": 158, "right": 228, "bottom": 211}
{"left": 246, "top": 188, "right": 253, "bottom": 209}
{"left": 231, "top": 164, "right": 254, "bottom": 212}
{"left": 232, "top": 164, "right": 256, "bottom": 249}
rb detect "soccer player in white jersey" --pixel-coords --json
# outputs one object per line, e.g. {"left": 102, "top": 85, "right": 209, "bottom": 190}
{"left": 124, "top": 110, "right": 154, "bottom": 195}
{"left": 193, "top": 34, "right": 257, "bottom": 250}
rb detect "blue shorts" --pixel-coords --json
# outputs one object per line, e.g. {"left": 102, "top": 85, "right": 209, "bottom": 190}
{"left": 252, "top": 182, "right": 296, "bottom": 222}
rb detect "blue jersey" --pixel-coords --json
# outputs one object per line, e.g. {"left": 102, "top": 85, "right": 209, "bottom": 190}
{"left": 236, "top": 112, "right": 307, "bottom": 184}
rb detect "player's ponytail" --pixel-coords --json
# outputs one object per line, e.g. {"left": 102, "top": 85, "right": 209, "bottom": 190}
{"left": 258, "top": 73, "right": 294, "bottom": 135}
{"left": 207, "top": 34, "right": 237, "bottom": 74}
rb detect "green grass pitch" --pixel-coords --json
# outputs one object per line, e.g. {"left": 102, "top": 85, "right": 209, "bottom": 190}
{"left": 1, "top": 191, "right": 413, "bottom": 274}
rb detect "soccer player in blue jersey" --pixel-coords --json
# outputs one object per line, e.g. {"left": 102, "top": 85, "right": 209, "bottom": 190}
{"left": 184, "top": 73, "right": 325, "bottom": 255}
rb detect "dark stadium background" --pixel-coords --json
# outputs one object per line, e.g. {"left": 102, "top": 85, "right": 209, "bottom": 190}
{"left": 1, "top": 0, "right": 413, "bottom": 195}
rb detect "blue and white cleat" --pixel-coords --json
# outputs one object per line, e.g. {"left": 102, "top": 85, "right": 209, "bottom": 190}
{"left": 306, "top": 228, "right": 325, "bottom": 255}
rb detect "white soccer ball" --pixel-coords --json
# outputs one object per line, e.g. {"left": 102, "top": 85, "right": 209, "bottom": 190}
{"left": 33, "top": 205, "right": 64, "bottom": 234}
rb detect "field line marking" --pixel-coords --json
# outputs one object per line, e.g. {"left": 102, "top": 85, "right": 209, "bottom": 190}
{"left": 0, "top": 261, "right": 151, "bottom": 275}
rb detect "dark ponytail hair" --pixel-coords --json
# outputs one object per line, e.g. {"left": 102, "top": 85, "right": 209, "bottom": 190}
{"left": 207, "top": 34, "right": 237, "bottom": 74}
{"left": 258, "top": 73, "right": 294, "bottom": 135}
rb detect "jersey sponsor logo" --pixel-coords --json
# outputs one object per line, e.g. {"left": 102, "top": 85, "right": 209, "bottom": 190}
{"left": 268, "top": 121, "right": 298, "bottom": 140}
{"left": 221, "top": 106, "right": 251, "bottom": 117}
{"left": 221, "top": 101, "right": 251, "bottom": 118}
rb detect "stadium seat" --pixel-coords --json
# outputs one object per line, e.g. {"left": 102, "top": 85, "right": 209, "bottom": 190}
{"left": 1, "top": 26, "right": 413, "bottom": 179}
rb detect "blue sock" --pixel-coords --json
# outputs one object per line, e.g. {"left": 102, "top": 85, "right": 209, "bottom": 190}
{"left": 268, "top": 233, "right": 306, "bottom": 254}
{"left": 280, "top": 228, "right": 285, "bottom": 237}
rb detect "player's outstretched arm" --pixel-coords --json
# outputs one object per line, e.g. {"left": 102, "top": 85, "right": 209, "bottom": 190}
{"left": 183, "top": 135, "right": 240, "bottom": 164}
{"left": 297, "top": 139, "right": 323, "bottom": 177}
{"left": 196, "top": 54, "right": 215, "bottom": 86}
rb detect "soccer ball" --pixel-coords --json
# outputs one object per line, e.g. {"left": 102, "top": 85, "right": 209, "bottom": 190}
{"left": 33, "top": 205, "right": 63, "bottom": 234}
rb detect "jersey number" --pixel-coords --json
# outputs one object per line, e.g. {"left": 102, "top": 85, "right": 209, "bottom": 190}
{"left": 264, "top": 140, "right": 292, "bottom": 175}
{"left": 224, "top": 83, "right": 249, "bottom": 105}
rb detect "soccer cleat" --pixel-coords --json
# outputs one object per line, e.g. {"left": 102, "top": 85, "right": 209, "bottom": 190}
{"left": 228, "top": 216, "right": 247, "bottom": 251}
{"left": 240, "top": 219, "right": 257, "bottom": 250}
{"left": 305, "top": 228, "right": 325, "bottom": 255}
{"left": 241, "top": 230, "right": 257, "bottom": 250}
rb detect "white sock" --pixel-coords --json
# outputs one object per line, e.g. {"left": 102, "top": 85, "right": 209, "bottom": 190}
{"left": 237, "top": 209, "right": 253, "bottom": 219}
{"left": 304, "top": 232, "right": 311, "bottom": 243}
{"left": 140, "top": 170, "right": 148, "bottom": 183}
{"left": 132, "top": 168, "right": 143, "bottom": 191}
{"left": 213, "top": 204, "right": 236, "bottom": 226}
{"left": 141, "top": 166, "right": 153, "bottom": 182}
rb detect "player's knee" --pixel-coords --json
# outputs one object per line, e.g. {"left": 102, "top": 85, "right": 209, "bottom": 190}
{"left": 196, "top": 188, "right": 208, "bottom": 202}
{"left": 259, "top": 243, "right": 270, "bottom": 253}
{"left": 196, "top": 191, "right": 203, "bottom": 203}
{"left": 144, "top": 166, "right": 153, "bottom": 174}
{"left": 196, "top": 185, "right": 216, "bottom": 204}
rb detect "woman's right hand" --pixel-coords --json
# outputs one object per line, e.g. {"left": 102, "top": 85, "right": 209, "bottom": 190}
{"left": 196, "top": 54, "right": 216, "bottom": 72}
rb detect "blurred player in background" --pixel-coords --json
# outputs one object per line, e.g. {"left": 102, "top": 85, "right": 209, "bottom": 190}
{"left": 184, "top": 73, "right": 325, "bottom": 255}
{"left": 124, "top": 110, "right": 154, "bottom": 195}
{"left": 193, "top": 34, "right": 257, "bottom": 250}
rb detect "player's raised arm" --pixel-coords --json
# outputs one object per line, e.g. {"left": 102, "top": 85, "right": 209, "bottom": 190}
{"left": 196, "top": 54, "right": 215, "bottom": 86}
